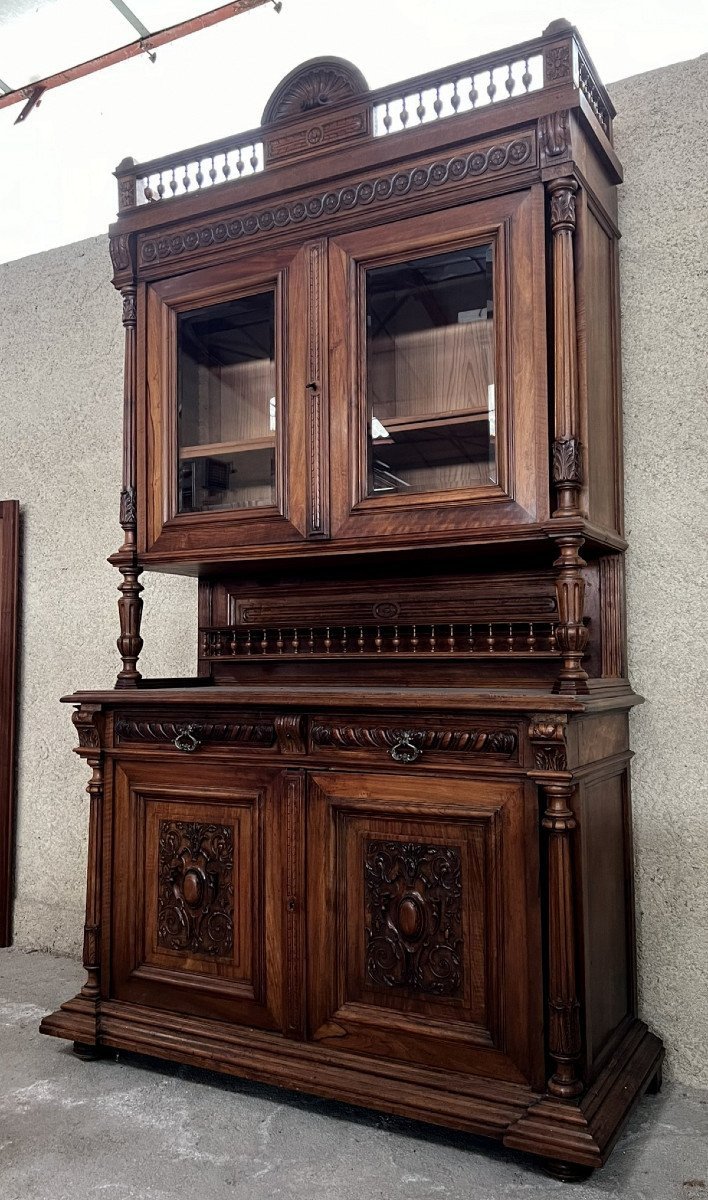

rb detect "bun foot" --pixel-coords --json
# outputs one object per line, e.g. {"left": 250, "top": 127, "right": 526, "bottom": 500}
{"left": 647, "top": 1064, "right": 663, "bottom": 1094}
{"left": 73, "top": 1041, "right": 104, "bottom": 1061}
{"left": 543, "top": 1159, "right": 594, "bottom": 1183}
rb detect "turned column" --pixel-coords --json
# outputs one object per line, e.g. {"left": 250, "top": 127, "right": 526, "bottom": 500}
{"left": 72, "top": 707, "right": 104, "bottom": 1010}
{"left": 530, "top": 715, "right": 584, "bottom": 1100}
{"left": 114, "top": 276, "right": 143, "bottom": 688}
{"left": 548, "top": 177, "right": 582, "bottom": 517}
{"left": 553, "top": 535, "right": 589, "bottom": 695}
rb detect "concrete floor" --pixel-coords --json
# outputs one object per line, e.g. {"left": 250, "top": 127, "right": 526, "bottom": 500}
{"left": 1, "top": 949, "right": 706, "bottom": 1200}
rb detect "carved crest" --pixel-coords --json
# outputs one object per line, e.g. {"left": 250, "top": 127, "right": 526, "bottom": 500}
{"left": 262, "top": 57, "right": 369, "bottom": 125}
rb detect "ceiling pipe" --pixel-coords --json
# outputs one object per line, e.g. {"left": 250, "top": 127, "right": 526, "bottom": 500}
{"left": 0, "top": 0, "right": 274, "bottom": 118}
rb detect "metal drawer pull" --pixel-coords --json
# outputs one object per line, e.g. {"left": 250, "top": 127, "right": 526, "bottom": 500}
{"left": 173, "top": 725, "right": 201, "bottom": 753}
{"left": 389, "top": 732, "right": 422, "bottom": 764}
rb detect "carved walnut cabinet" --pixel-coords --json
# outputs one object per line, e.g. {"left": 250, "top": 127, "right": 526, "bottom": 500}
{"left": 41, "top": 20, "right": 663, "bottom": 1181}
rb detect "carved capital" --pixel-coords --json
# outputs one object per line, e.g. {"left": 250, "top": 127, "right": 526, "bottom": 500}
{"left": 109, "top": 233, "right": 131, "bottom": 273}
{"left": 549, "top": 179, "right": 578, "bottom": 232}
{"left": 117, "top": 175, "right": 137, "bottom": 211}
{"left": 119, "top": 486, "right": 137, "bottom": 531}
{"left": 552, "top": 437, "right": 583, "bottom": 486}
{"left": 72, "top": 706, "right": 102, "bottom": 755}
{"left": 121, "top": 287, "right": 137, "bottom": 327}
{"left": 539, "top": 110, "right": 570, "bottom": 158}
{"left": 529, "top": 714, "right": 568, "bottom": 772}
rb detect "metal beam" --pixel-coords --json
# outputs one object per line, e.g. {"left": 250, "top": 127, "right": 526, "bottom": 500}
{"left": 107, "top": 0, "right": 151, "bottom": 42}
{"left": 0, "top": 77, "right": 13, "bottom": 95}
{"left": 0, "top": 0, "right": 273, "bottom": 115}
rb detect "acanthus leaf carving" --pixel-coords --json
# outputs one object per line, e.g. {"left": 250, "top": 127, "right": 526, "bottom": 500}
{"left": 528, "top": 713, "right": 568, "bottom": 772}
{"left": 72, "top": 706, "right": 101, "bottom": 752}
{"left": 552, "top": 437, "right": 583, "bottom": 485}
{"left": 109, "top": 233, "right": 131, "bottom": 273}
{"left": 365, "top": 840, "right": 463, "bottom": 997}
{"left": 549, "top": 184, "right": 577, "bottom": 232}
{"left": 119, "top": 486, "right": 137, "bottom": 530}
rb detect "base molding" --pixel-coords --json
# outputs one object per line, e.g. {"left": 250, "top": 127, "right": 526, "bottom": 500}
{"left": 40, "top": 997, "right": 662, "bottom": 1171}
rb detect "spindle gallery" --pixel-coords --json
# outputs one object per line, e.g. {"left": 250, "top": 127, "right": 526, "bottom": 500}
{"left": 41, "top": 19, "right": 663, "bottom": 1180}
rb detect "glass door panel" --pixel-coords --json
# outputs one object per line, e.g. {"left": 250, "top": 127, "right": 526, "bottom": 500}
{"left": 177, "top": 291, "right": 277, "bottom": 514}
{"left": 366, "top": 245, "right": 495, "bottom": 498}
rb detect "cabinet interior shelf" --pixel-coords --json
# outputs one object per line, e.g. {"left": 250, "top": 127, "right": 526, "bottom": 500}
{"left": 373, "top": 407, "right": 489, "bottom": 440}
{"left": 180, "top": 436, "right": 275, "bottom": 459}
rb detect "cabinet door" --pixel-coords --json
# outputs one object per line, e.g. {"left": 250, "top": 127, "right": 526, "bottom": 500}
{"left": 111, "top": 759, "right": 296, "bottom": 1030}
{"left": 141, "top": 240, "right": 321, "bottom": 560}
{"left": 328, "top": 189, "right": 549, "bottom": 547}
{"left": 307, "top": 770, "right": 543, "bottom": 1088}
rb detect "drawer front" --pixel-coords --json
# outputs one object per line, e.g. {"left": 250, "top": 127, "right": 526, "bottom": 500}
{"left": 308, "top": 714, "right": 521, "bottom": 768}
{"left": 113, "top": 711, "right": 278, "bottom": 754}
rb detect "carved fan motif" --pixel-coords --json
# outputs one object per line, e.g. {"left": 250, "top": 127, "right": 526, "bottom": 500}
{"left": 262, "top": 57, "right": 369, "bottom": 125}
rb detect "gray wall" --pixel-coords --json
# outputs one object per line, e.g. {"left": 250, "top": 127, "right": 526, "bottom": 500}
{"left": 1, "top": 55, "right": 706, "bottom": 1087}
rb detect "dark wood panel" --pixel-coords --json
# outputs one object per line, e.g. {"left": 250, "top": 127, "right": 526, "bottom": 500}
{"left": 0, "top": 501, "right": 19, "bottom": 947}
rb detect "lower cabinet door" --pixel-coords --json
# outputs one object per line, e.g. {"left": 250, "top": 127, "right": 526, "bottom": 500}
{"left": 307, "top": 771, "right": 544, "bottom": 1087}
{"left": 111, "top": 758, "right": 293, "bottom": 1030}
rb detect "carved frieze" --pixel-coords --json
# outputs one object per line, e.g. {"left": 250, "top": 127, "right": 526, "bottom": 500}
{"left": 157, "top": 820, "right": 234, "bottom": 957}
{"left": 266, "top": 111, "right": 369, "bottom": 165}
{"left": 365, "top": 840, "right": 463, "bottom": 997}
{"left": 139, "top": 135, "right": 535, "bottom": 266}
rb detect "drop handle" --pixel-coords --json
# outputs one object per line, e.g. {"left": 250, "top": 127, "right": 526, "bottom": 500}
{"left": 389, "top": 732, "right": 423, "bottom": 764}
{"left": 173, "top": 725, "right": 201, "bottom": 753}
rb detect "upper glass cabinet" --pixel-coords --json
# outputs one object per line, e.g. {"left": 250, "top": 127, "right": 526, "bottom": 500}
{"left": 177, "top": 291, "right": 277, "bottom": 514}
{"left": 365, "top": 244, "right": 496, "bottom": 499}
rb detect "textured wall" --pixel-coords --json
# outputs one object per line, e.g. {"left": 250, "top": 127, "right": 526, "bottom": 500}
{"left": 0, "top": 236, "right": 196, "bottom": 955}
{"left": 1, "top": 55, "right": 706, "bottom": 1087}
{"left": 609, "top": 55, "right": 708, "bottom": 1088}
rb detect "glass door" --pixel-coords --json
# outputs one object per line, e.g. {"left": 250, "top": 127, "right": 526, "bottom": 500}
{"left": 177, "top": 291, "right": 278, "bottom": 515}
{"left": 366, "top": 243, "right": 496, "bottom": 499}
{"left": 328, "top": 189, "right": 550, "bottom": 548}
{"left": 142, "top": 241, "right": 316, "bottom": 561}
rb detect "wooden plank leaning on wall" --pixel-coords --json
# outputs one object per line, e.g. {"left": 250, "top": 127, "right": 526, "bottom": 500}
{"left": 0, "top": 501, "right": 19, "bottom": 946}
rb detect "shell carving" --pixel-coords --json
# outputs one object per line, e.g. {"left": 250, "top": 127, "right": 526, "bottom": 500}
{"left": 262, "top": 57, "right": 369, "bottom": 125}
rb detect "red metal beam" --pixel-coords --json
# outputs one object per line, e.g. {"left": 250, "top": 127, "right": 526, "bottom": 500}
{"left": 0, "top": 0, "right": 272, "bottom": 114}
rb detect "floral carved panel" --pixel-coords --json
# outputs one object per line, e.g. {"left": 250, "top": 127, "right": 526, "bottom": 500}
{"left": 364, "top": 839, "right": 463, "bottom": 997}
{"left": 157, "top": 820, "right": 234, "bottom": 958}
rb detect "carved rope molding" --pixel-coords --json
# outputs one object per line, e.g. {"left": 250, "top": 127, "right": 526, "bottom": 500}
{"left": 114, "top": 718, "right": 276, "bottom": 746}
{"left": 311, "top": 724, "right": 517, "bottom": 756}
{"left": 139, "top": 135, "right": 535, "bottom": 266}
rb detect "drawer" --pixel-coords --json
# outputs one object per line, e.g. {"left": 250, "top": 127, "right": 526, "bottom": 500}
{"left": 308, "top": 714, "right": 520, "bottom": 768}
{"left": 113, "top": 710, "right": 278, "bottom": 754}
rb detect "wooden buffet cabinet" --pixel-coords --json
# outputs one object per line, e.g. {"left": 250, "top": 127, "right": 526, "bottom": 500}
{"left": 41, "top": 20, "right": 663, "bottom": 1180}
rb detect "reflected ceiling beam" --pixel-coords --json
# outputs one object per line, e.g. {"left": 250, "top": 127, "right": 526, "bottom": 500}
{"left": 0, "top": 0, "right": 274, "bottom": 118}
{"left": 0, "top": 77, "right": 13, "bottom": 95}
{"left": 108, "top": 1, "right": 152, "bottom": 42}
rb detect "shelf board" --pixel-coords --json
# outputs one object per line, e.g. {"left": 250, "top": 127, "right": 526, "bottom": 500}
{"left": 180, "top": 436, "right": 275, "bottom": 459}
{"left": 373, "top": 408, "right": 490, "bottom": 439}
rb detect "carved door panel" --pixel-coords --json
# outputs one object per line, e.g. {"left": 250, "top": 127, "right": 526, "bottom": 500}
{"left": 141, "top": 239, "right": 325, "bottom": 561}
{"left": 328, "top": 189, "right": 549, "bottom": 549}
{"left": 307, "top": 771, "right": 544, "bottom": 1087}
{"left": 111, "top": 759, "right": 300, "bottom": 1031}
